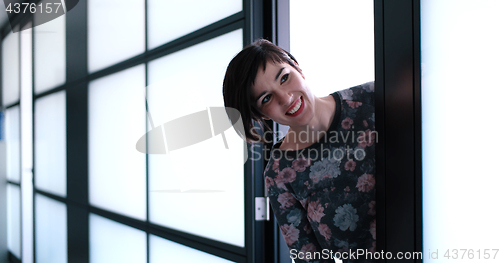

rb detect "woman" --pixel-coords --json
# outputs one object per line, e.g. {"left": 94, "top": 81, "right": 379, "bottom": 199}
{"left": 223, "top": 39, "right": 376, "bottom": 263}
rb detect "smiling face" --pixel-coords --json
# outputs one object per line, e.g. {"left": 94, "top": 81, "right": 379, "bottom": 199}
{"left": 252, "top": 61, "right": 317, "bottom": 128}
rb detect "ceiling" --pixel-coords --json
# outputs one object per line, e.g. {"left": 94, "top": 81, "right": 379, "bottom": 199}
{"left": 1, "top": 0, "right": 28, "bottom": 31}
{"left": 1, "top": 6, "right": 8, "bottom": 29}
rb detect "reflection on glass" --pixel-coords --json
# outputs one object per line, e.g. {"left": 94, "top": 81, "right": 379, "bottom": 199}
{"left": 89, "top": 65, "right": 146, "bottom": 220}
{"left": 35, "top": 91, "right": 67, "bottom": 197}
{"left": 147, "top": 29, "right": 245, "bottom": 247}
{"left": 422, "top": 0, "right": 500, "bottom": 259}
{"left": 5, "top": 106, "right": 21, "bottom": 183}
{"left": 2, "top": 32, "right": 19, "bottom": 106}
{"left": 90, "top": 214, "right": 146, "bottom": 263}
{"left": 35, "top": 194, "right": 67, "bottom": 263}
{"left": 88, "top": 0, "right": 145, "bottom": 72}
{"left": 7, "top": 184, "right": 21, "bottom": 259}
{"left": 290, "top": 0, "right": 374, "bottom": 96}
{"left": 147, "top": 0, "right": 242, "bottom": 49}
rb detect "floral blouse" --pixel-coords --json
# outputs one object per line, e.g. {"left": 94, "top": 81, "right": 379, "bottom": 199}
{"left": 264, "top": 82, "right": 376, "bottom": 263}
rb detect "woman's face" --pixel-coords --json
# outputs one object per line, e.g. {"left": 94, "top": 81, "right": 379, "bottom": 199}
{"left": 252, "top": 61, "right": 316, "bottom": 128}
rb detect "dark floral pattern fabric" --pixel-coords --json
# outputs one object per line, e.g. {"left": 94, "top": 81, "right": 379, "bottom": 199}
{"left": 264, "top": 82, "right": 376, "bottom": 263}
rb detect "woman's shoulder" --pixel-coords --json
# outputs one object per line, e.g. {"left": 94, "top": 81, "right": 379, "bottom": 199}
{"left": 335, "top": 81, "right": 374, "bottom": 106}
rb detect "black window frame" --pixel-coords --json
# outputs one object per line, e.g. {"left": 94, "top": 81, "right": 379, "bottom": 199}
{"left": 1, "top": 0, "right": 270, "bottom": 262}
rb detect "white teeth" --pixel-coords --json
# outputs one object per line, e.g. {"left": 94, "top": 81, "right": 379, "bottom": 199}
{"left": 287, "top": 98, "right": 302, "bottom": 114}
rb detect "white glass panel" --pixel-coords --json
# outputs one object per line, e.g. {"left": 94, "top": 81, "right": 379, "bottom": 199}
{"left": 422, "top": 1, "right": 500, "bottom": 261}
{"left": 89, "top": 65, "right": 146, "bottom": 220}
{"left": 5, "top": 106, "right": 20, "bottom": 183}
{"left": 21, "top": 25, "right": 34, "bottom": 263}
{"left": 150, "top": 235, "right": 235, "bottom": 263}
{"left": 90, "top": 214, "right": 146, "bottom": 263}
{"left": 148, "top": 29, "right": 244, "bottom": 246}
{"left": 7, "top": 184, "right": 21, "bottom": 259}
{"left": 2, "top": 32, "right": 19, "bottom": 106}
{"left": 35, "top": 91, "right": 66, "bottom": 197}
{"left": 147, "top": 0, "right": 242, "bottom": 49}
{"left": 35, "top": 194, "right": 67, "bottom": 263}
{"left": 34, "top": 6, "right": 66, "bottom": 94}
{"left": 290, "top": 0, "right": 374, "bottom": 96}
{"left": 88, "top": 0, "right": 145, "bottom": 72}
{"left": 21, "top": 26, "right": 33, "bottom": 100}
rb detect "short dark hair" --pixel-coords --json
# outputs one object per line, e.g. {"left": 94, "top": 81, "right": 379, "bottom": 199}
{"left": 223, "top": 39, "right": 300, "bottom": 143}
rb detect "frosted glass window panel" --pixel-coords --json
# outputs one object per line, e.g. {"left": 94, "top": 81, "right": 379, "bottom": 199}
{"left": 5, "top": 106, "right": 21, "bottom": 183}
{"left": 21, "top": 26, "right": 33, "bottom": 170}
{"left": 421, "top": 0, "right": 500, "bottom": 260}
{"left": 34, "top": 91, "right": 67, "bottom": 197}
{"left": 21, "top": 26, "right": 33, "bottom": 99}
{"left": 88, "top": 0, "right": 145, "bottom": 72}
{"left": 2, "top": 32, "right": 20, "bottom": 106}
{"left": 289, "top": 0, "right": 374, "bottom": 96}
{"left": 150, "top": 235, "right": 235, "bottom": 263}
{"left": 7, "top": 184, "right": 21, "bottom": 259}
{"left": 35, "top": 194, "right": 67, "bottom": 263}
{"left": 147, "top": 29, "right": 245, "bottom": 247}
{"left": 147, "top": 0, "right": 242, "bottom": 49}
{"left": 34, "top": 7, "right": 66, "bottom": 94}
{"left": 89, "top": 214, "right": 146, "bottom": 263}
{"left": 89, "top": 65, "right": 146, "bottom": 220}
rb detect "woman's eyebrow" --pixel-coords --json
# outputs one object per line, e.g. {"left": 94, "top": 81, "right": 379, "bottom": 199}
{"left": 275, "top": 67, "right": 285, "bottom": 81}
{"left": 255, "top": 91, "right": 266, "bottom": 104}
{"left": 255, "top": 67, "right": 285, "bottom": 104}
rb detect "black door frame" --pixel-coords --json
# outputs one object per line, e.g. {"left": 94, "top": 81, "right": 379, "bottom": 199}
{"left": 266, "top": 1, "right": 424, "bottom": 262}
{"left": 374, "top": 1, "right": 422, "bottom": 261}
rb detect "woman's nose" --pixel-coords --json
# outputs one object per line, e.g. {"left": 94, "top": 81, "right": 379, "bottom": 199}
{"left": 276, "top": 89, "right": 293, "bottom": 106}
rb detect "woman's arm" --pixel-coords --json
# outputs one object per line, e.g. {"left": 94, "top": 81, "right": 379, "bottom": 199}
{"left": 267, "top": 182, "right": 328, "bottom": 263}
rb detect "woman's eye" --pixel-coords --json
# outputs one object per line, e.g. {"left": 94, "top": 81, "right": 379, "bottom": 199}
{"left": 280, "top": 74, "right": 289, "bottom": 84}
{"left": 262, "top": 94, "right": 271, "bottom": 104}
